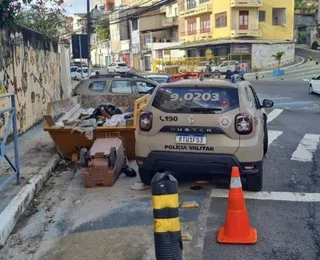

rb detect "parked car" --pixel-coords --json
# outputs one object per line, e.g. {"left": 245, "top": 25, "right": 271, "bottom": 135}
{"left": 212, "top": 60, "right": 240, "bottom": 74}
{"left": 309, "top": 76, "right": 320, "bottom": 95}
{"left": 71, "top": 72, "right": 159, "bottom": 96}
{"left": 135, "top": 78, "right": 274, "bottom": 191}
{"left": 70, "top": 66, "right": 79, "bottom": 79}
{"left": 107, "top": 62, "right": 130, "bottom": 73}
{"left": 144, "top": 74, "right": 171, "bottom": 83}
{"left": 73, "top": 67, "right": 96, "bottom": 80}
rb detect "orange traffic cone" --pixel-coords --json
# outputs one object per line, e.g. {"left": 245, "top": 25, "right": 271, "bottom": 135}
{"left": 217, "top": 166, "right": 257, "bottom": 244}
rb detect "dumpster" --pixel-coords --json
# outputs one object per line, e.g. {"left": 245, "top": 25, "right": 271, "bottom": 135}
{"left": 43, "top": 93, "right": 149, "bottom": 160}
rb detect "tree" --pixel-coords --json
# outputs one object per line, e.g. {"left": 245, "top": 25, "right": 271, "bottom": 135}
{"left": 16, "top": 0, "right": 67, "bottom": 39}
{"left": 0, "top": 0, "right": 32, "bottom": 29}
{"left": 272, "top": 51, "right": 285, "bottom": 71}
{"left": 96, "top": 16, "right": 110, "bottom": 41}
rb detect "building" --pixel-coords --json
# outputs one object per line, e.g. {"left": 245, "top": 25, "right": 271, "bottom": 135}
{"left": 134, "top": 3, "right": 183, "bottom": 72}
{"left": 91, "top": 39, "right": 112, "bottom": 66}
{"left": 162, "top": 0, "right": 296, "bottom": 71}
{"left": 109, "top": 6, "right": 141, "bottom": 64}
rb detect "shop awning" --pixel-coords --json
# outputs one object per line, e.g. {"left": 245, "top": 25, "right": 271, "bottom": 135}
{"left": 156, "top": 39, "right": 295, "bottom": 50}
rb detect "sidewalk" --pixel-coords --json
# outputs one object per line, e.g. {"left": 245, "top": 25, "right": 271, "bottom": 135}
{"left": 0, "top": 122, "right": 60, "bottom": 246}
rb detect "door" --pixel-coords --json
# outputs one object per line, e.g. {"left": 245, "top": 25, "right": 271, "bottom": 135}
{"left": 239, "top": 11, "right": 249, "bottom": 30}
{"left": 315, "top": 76, "right": 320, "bottom": 93}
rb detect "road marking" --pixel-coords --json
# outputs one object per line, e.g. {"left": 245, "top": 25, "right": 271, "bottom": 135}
{"left": 268, "top": 130, "right": 283, "bottom": 146}
{"left": 267, "top": 109, "right": 283, "bottom": 123}
{"left": 210, "top": 189, "right": 320, "bottom": 202}
{"left": 291, "top": 134, "right": 320, "bottom": 162}
{"left": 303, "top": 79, "right": 310, "bottom": 82}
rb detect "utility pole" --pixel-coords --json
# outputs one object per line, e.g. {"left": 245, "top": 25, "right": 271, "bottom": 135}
{"left": 87, "top": 0, "right": 91, "bottom": 73}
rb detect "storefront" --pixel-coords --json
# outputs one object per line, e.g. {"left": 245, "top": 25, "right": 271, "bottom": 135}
{"left": 229, "top": 43, "right": 252, "bottom": 70}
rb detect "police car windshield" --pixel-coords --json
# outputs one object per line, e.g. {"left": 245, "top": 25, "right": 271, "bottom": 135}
{"left": 152, "top": 86, "right": 239, "bottom": 114}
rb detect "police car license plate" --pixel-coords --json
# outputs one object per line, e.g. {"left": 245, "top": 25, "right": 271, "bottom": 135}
{"left": 175, "top": 134, "right": 206, "bottom": 145}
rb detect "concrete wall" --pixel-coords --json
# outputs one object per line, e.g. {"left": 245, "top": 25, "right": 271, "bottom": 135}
{"left": 0, "top": 27, "right": 61, "bottom": 137}
{"left": 294, "top": 14, "right": 316, "bottom": 44}
{"left": 251, "top": 42, "right": 295, "bottom": 70}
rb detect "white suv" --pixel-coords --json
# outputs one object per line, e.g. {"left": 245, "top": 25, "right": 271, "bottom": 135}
{"left": 107, "top": 62, "right": 130, "bottom": 73}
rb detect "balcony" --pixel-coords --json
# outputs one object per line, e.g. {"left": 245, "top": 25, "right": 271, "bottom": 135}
{"left": 230, "top": 24, "right": 261, "bottom": 37}
{"left": 161, "top": 17, "right": 179, "bottom": 27}
{"left": 230, "top": 0, "right": 262, "bottom": 7}
{"left": 180, "top": 29, "right": 213, "bottom": 43}
{"left": 180, "top": 3, "right": 212, "bottom": 18}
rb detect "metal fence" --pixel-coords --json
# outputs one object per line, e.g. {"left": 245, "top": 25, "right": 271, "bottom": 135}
{"left": 0, "top": 93, "right": 20, "bottom": 192}
{"left": 152, "top": 54, "right": 251, "bottom": 74}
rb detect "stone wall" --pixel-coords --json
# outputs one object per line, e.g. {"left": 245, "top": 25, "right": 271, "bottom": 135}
{"left": 251, "top": 42, "right": 295, "bottom": 71}
{"left": 0, "top": 26, "right": 61, "bottom": 138}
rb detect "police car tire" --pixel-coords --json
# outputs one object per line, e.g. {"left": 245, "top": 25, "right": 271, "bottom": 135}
{"left": 139, "top": 168, "right": 154, "bottom": 185}
{"left": 263, "top": 122, "right": 268, "bottom": 156}
{"left": 244, "top": 163, "right": 263, "bottom": 192}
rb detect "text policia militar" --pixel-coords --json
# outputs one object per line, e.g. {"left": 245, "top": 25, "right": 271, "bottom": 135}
{"left": 164, "top": 145, "right": 214, "bottom": 151}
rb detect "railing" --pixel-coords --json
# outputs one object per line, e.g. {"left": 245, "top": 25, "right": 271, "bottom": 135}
{"left": 0, "top": 93, "right": 20, "bottom": 192}
{"left": 161, "top": 17, "right": 179, "bottom": 27}
{"left": 180, "top": 3, "right": 212, "bottom": 17}
{"left": 180, "top": 28, "right": 212, "bottom": 36}
{"left": 230, "top": 0, "right": 262, "bottom": 7}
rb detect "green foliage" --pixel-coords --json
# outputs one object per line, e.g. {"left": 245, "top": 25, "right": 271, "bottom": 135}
{"left": 272, "top": 51, "right": 285, "bottom": 70}
{"left": 16, "top": 0, "right": 67, "bottom": 39}
{"left": 96, "top": 16, "right": 110, "bottom": 41}
{"left": 1, "top": 0, "right": 66, "bottom": 39}
{"left": 311, "top": 41, "right": 319, "bottom": 50}
{"left": 0, "top": 0, "right": 32, "bottom": 29}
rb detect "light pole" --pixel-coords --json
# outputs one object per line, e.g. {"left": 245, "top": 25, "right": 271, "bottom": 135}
{"left": 87, "top": 0, "right": 92, "bottom": 74}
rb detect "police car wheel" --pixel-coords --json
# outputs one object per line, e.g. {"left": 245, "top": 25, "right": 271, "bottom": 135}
{"left": 139, "top": 168, "right": 154, "bottom": 185}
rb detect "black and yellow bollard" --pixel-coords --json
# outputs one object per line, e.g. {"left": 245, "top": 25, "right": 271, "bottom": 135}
{"left": 151, "top": 172, "right": 183, "bottom": 260}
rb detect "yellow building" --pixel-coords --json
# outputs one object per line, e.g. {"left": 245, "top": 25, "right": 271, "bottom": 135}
{"left": 172, "top": 0, "right": 296, "bottom": 71}
{"left": 211, "top": 0, "right": 294, "bottom": 40}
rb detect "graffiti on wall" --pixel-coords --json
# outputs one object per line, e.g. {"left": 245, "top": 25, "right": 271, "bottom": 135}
{"left": 0, "top": 26, "right": 60, "bottom": 135}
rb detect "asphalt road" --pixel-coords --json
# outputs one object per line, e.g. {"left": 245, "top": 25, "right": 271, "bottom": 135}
{"left": 1, "top": 81, "right": 320, "bottom": 260}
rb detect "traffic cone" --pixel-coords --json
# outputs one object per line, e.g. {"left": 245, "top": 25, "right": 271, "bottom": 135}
{"left": 217, "top": 166, "right": 257, "bottom": 244}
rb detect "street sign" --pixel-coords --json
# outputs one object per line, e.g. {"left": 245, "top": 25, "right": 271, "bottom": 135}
{"left": 71, "top": 34, "right": 89, "bottom": 59}
{"left": 205, "top": 49, "right": 213, "bottom": 60}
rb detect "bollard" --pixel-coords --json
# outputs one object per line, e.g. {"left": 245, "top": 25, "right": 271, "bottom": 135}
{"left": 255, "top": 72, "right": 258, "bottom": 80}
{"left": 151, "top": 172, "right": 183, "bottom": 260}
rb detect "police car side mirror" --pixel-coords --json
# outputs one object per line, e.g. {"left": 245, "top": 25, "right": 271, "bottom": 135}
{"left": 261, "top": 99, "right": 274, "bottom": 108}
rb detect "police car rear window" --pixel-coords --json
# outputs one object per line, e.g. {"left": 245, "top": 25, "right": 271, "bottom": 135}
{"left": 152, "top": 86, "right": 239, "bottom": 114}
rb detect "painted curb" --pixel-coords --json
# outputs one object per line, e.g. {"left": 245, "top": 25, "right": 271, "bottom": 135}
{"left": 244, "top": 56, "right": 306, "bottom": 77}
{"left": 0, "top": 154, "right": 61, "bottom": 246}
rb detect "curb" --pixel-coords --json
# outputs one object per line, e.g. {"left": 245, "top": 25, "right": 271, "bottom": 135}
{"left": 295, "top": 46, "right": 320, "bottom": 54}
{"left": 0, "top": 154, "right": 61, "bottom": 247}
{"left": 244, "top": 56, "right": 306, "bottom": 77}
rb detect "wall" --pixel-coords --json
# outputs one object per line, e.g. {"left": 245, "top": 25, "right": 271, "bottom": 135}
{"left": 59, "top": 43, "right": 72, "bottom": 98}
{"left": 259, "top": 0, "right": 294, "bottom": 40}
{"left": 0, "top": 27, "right": 61, "bottom": 137}
{"left": 251, "top": 42, "right": 295, "bottom": 70}
{"left": 294, "top": 14, "right": 316, "bottom": 44}
{"left": 212, "top": 0, "right": 231, "bottom": 39}
{"left": 139, "top": 14, "right": 162, "bottom": 32}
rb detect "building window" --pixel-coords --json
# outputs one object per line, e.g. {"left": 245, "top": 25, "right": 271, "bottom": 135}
{"left": 200, "top": 15, "right": 211, "bottom": 33}
{"left": 259, "top": 11, "right": 265, "bottom": 22}
{"left": 168, "top": 5, "right": 172, "bottom": 15}
{"left": 215, "top": 12, "right": 227, "bottom": 28}
{"left": 187, "top": 18, "right": 197, "bottom": 35}
{"left": 187, "top": 0, "right": 196, "bottom": 9}
{"left": 174, "top": 7, "right": 178, "bottom": 16}
{"left": 200, "top": 0, "right": 209, "bottom": 3}
{"left": 131, "top": 19, "right": 138, "bottom": 31}
{"left": 272, "top": 8, "right": 286, "bottom": 25}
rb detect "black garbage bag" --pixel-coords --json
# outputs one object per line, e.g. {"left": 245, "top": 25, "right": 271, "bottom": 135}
{"left": 90, "top": 104, "right": 122, "bottom": 119}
